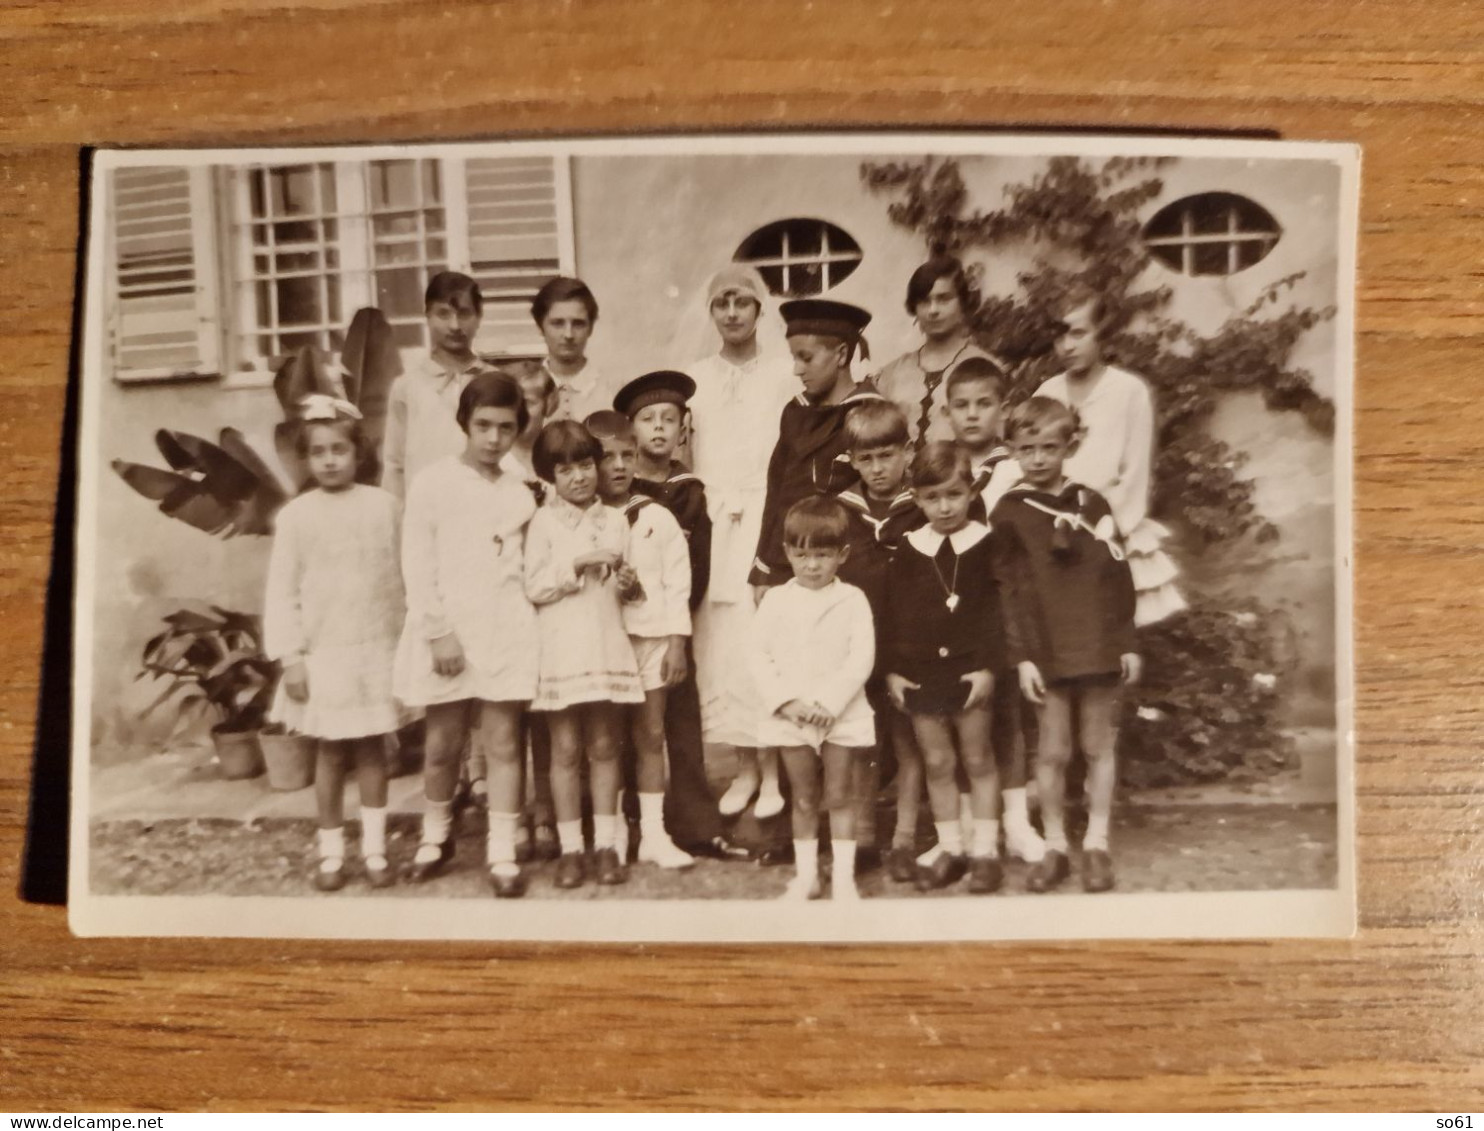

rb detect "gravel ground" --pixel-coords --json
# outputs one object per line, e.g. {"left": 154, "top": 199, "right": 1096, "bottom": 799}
{"left": 89, "top": 803, "right": 1338, "bottom": 900}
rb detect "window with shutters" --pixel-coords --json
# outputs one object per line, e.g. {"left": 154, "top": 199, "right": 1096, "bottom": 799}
{"left": 106, "top": 166, "right": 221, "bottom": 382}
{"left": 103, "top": 156, "right": 575, "bottom": 382}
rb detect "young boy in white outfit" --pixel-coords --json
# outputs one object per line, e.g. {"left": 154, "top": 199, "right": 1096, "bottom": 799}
{"left": 749, "top": 495, "right": 877, "bottom": 901}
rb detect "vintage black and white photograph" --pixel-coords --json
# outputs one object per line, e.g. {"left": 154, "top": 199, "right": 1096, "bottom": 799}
{"left": 69, "top": 133, "right": 1357, "bottom": 941}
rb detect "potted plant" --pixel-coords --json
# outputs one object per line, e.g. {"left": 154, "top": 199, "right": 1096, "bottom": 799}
{"left": 138, "top": 605, "right": 277, "bottom": 779}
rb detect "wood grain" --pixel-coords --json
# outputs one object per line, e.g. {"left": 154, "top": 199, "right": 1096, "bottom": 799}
{"left": 3, "top": 0, "right": 1482, "bottom": 1112}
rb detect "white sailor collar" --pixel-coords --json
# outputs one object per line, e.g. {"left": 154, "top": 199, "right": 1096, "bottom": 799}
{"left": 905, "top": 520, "right": 990, "bottom": 557}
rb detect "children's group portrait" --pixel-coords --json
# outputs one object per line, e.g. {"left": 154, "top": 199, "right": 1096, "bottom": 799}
{"left": 69, "top": 133, "right": 1356, "bottom": 941}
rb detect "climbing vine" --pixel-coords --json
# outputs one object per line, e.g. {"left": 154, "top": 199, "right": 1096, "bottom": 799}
{"left": 862, "top": 155, "right": 1336, "bottom": 782}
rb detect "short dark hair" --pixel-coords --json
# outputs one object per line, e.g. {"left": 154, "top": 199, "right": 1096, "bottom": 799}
{"left": 909, "top": 440, "right": 973, "bottom": 491}
{"left": 782, "top": 495, "right": 851, "bottom": 550}
{"left": 531, "top": 276, "right": 599, "bottom": 326}
{"left": 294, "top": 416, "right": 363, "bottom": 461}
{"left": 945, "top": 356, "right": 1006, "bottom": 401}
{"left": 456, "top": 370, "right": 530, "bottom": 434}
{"left": 583, "top": 410, "right": 636, "bottom": 447}
{"left": 843, "top": 399, "right": 910, "bottom": 452}
{"left": 425, "top": 270, "right": 483, "bottom": 316}
{"left": 532, "top": 419, "right": 603, "bottom": 484}
{"left": 904, "top": 255, "right": 977, "bottom": 318}
{"left": 1005, "top": 396, "right": 1081, "bottom": 444}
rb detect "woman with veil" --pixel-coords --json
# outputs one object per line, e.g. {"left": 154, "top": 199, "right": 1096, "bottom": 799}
{"left": 685, "top": 265, "right": 800, "bottom": 841}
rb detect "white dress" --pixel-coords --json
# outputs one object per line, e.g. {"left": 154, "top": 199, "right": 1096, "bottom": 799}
{"left": 686, "top": 349, "right": 799, "bottom": 746}
{"left": 524, "top": 496, "right": 645, "bottom": 711}
{"left": 263, "top": 485, "right": 405, "bottom": 739}
{"left": 1037, "top": 366, "right": 1186, "bottom": 626}
{"left": 393, "top": 457, "right": 540, "bottom": 706}
{"left": 749, "top": 578, "right": 877, "bottom": 751}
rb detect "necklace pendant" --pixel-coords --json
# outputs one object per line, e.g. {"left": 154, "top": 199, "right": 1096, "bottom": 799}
{"left": 945, "top": 592, "right": 960, "bottom": 613}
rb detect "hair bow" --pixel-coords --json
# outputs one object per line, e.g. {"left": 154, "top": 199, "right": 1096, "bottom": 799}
{"left": 299, "top": 394, "right": 364, "bottom": 422}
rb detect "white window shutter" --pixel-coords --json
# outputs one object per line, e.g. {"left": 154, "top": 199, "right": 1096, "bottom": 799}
{"left": 463, "top": 155, "right": 574, "bottom": 359}
{"left": 107, "top": 165, "right": 221, "bottom": 382}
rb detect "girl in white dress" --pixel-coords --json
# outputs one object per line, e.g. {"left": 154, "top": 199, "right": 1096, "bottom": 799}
{"left": 264, "top": 397, "right": 404, "bottom": 892}
{"left": 525, "top": 420, "right": 646, "bottom": 889}
{"left": 1037, "top": 295, "right": 1186, "bottom": 627}
{"left": 394, "top": 373, "right": 538, "bottom": 898}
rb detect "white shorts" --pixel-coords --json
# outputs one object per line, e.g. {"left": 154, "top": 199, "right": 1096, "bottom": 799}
{"left": 630, "top": 635, "right": 670, "bottom": 693}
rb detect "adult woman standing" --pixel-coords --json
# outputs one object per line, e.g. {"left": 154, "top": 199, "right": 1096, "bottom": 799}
{"left": 874, "top": 255, "right": 1004, "bottom": 449}
{"left": 687, "top": 265, "right": 799, "bottom": 819}
{"left": 532, "top": 276, "right": 616, "bottom": 425}
{"left": 1036, "top": 291, "right": 1185, "bottom": 627}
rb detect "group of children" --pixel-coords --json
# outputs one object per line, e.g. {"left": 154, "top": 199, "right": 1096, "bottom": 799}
{"left": 263, "top": 269, "right": 1144, "bottom": 903}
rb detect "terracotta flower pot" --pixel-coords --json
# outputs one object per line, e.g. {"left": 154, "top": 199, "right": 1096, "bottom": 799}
{"left": 260, "top": 731, "right": 315, "bottom": 791}
{"left": 211, "top": 727, "right": 264, "bottom": 780}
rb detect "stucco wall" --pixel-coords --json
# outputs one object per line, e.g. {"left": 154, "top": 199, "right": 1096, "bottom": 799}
{"left": 89, "top": 150, "right": 1342, "bottom": 753}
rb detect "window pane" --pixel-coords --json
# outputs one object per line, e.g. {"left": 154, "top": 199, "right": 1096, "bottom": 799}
{"left": 422, "top": 160, "right": 441, "bottom": 203}
{"left": 757, "top": 264, "right": 786, "bottom": 294}
{"left": 326, "top": 274, "right": 341, "bottom": 323}
{"left": 273, "top": 167, "right": 320, "bottom": 216}
{"left": 376, "top": 267, "right": 425, "bottom": 316}
{"left": 427, "top": 238, "right": 447, "bottom": 262}
{"left": 426, "top": 208, "right": 445, "bottom": 233}
{"left": 376, "top": 239, "right": 420, "bottom": 266}
{"left": 790, "top": 261, "right": 823, "bottom": 296}
{"left": 274, "top": 250, "right": 322, "bottom": 274}
{"left": 276, "top": 276, "right": 323, "bottom": 326}
{"left": 372, "top": 160, "right": 419, "bottom": 209}
{"left": 251, "top": 222, "right": 269, "bottom": 247}
{"left": 255, "top": 281, "right": 272, "bottom": 325}
{"left": 374, "top": 213, "right": 419, "bottom": 238}
{"left": 274, "top": 220, "right": 317, "bottom": 245}
{"left": 281, "top": 329, "right": 323, "bottom": 352}
{"left": 1191, "top": 242, "right": 1229, "bottom": 276}
{"left": 322, "top": 218, "right": 338, "bottom": 242}
{"left": 785, "top": 221, "right": 821, "bottom": 257}
{"left": 249, "top": 170, "right": 266, "bottom": 220}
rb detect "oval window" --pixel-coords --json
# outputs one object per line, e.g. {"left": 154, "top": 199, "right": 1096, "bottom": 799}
{"left": 1143, "top": 192, "right": 1281, "bottom": 276}
{"left": 734, "top": 218, "right": 863, "bottom": 297}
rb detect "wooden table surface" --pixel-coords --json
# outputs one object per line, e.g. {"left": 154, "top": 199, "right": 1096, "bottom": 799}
{"left": 3, "top": 0, "right": 1482, "bottom": 1112}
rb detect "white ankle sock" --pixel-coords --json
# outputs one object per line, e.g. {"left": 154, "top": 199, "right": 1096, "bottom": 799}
{"left": 971, "top": 818, "right": 1000, "bottom": 859}
{"left": 1043, "top": 810, "right": 1069, "bottom": 854}
{"left": 1003, "top": 787, "right": 1029, "bottom": 824}
{"left": 421, "top": 799, "right": 452, "bottom": 846}
{"left": 935, "top": 820, "right": 964, "bottom": 857}
{"left": 557, "top": 819, "right": 584, "bottom": 854}
{"left": 593, "top": 814, "right": 617, "bottom": 850}
{"left": 487, "top": 811, "right": 519, "bottom": 866}
{"left": 1085, "top": 812, "right": 1110, "bottom": 852}
{"left": 317, "top": 826, "right": 346, "bottom": 859}
{"left": 832, "top": 837, "right": 857, "bottom": 880}
{"left": 360, "top": 807, "right": 387, "bottom": 858}
{"left": 794, "top": 838, "right": 818, "bottom": 882}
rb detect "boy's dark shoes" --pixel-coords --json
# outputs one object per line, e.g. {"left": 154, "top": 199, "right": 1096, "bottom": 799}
{"left": 488, "top": 867, "right": 527, "bottom": 899}
{"left": 756, "top": 843, "right": 795, "bottom": 867}
{"left": 313, "top": 861, "right": 347, "bottom": 893}
{"left": 1026, "top": 850, "right": 1070, "bottom": 893}
{"left": 967, "top": 856, "right": 1003, "bottom": 894}
{"left": 514, "top": 828, "right": 534, "bottom": 865}
{"left": 1081, "top": 849, "right": 1115, "bottom": 893}
{"left": 554, "top": 851, "right": 586, "bottom": 889}
{"left": 914, "top": 852, "right": 967, "bottom": 892}
{"left": 594, "top": 847, "right": 628, "bottom": 885}
{"left": 885, "top": 846, "right": 917, "bottom": 883}
{"left": 855, "top": 845, "right": 882, "bottom": 874}
{"left": 681, "top": 836, "right": 753, "bottom": 861}
{"left": 404, "top": 840, "right": 454, "bottom": 884}
{"left": 533, "top": 824, "right": 561, "bottom": 862}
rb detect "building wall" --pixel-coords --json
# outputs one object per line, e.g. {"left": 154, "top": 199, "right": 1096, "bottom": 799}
{"left": 90, "top": 150, "right": 1342, "bottom": 752}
